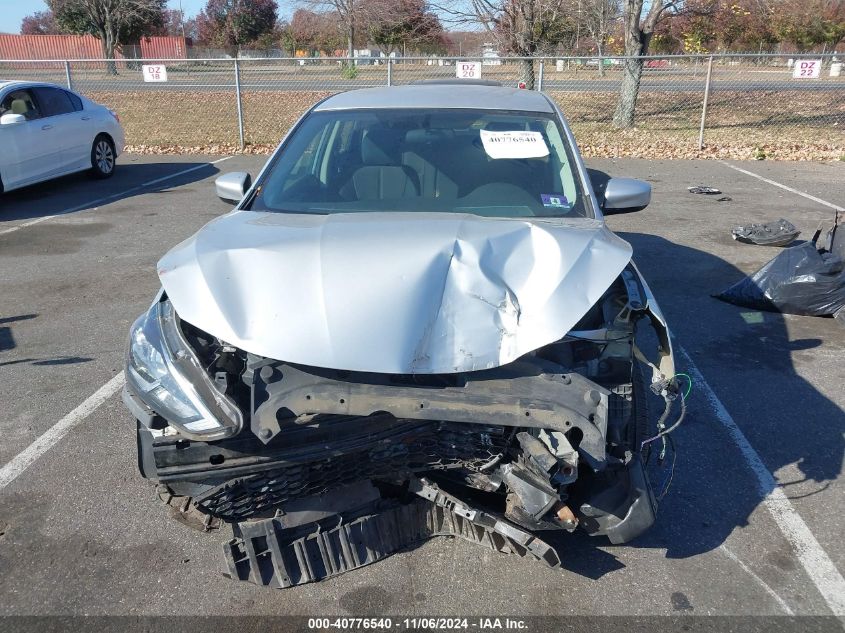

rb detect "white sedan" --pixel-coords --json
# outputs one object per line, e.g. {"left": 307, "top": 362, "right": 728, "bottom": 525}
{"left": 0, "top": 81, "right": 125, "bottom": 193}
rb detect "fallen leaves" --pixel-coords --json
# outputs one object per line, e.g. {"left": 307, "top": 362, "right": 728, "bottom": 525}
{"left": 93, "top": 87, "right": 844, "bottom": 162}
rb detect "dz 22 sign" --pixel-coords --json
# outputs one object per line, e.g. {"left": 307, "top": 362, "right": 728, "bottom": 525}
{"left": 792, "top": 60, "right": 821, "bottom": 79}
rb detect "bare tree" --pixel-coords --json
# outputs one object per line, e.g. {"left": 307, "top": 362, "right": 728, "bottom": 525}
{"left": 580, "top": 0, "right": 620, "bottom": 76}
{"left": 613, "top": 0, "right": 706, "bottom": 128}
{"left": 301, "top": 0, "right": 356, "bottom": 61}
{"left": 443, "top": 29, "right": 487, "bottom": 55}
{"left": 50, "top": 0, "right": 166, "bottom": 73}
{"left": 437, "top": 0, "right": 573, "bottom": 89}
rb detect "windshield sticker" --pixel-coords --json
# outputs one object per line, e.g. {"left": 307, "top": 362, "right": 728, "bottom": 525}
{"left": 541, "top": 193, "right": 571, "bottom": 208}
{"left": 479, "top": 130, "right": 550, "bottom": 160}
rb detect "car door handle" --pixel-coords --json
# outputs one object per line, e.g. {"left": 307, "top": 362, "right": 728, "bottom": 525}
{"left": 41, "top": 124, "right": 53, "bottom": 130}
{"left": 81, "top": 116, "right": 91, "bottom": 121}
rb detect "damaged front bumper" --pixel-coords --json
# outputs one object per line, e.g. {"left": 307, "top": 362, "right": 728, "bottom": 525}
{"left": 131, "top": 360, "right": 657, "bottom": 585}
{"left": 126, "top": 262, "right": 678, "bottom": 587}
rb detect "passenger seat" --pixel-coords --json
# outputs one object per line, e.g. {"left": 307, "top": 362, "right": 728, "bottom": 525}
{"left": 402, "top": 129, "right": 460, "bottom": 200}
{"left": 340, "top": 129, "right": 419, "bottom": 201}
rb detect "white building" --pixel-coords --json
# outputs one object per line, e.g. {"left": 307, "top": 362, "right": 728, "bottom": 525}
{"left": 482, "top": 42, "right": 501, "bottom": 66}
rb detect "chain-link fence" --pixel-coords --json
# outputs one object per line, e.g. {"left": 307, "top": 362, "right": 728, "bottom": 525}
{"left": 1, "top": 53, "right": 842, "bottom": 159}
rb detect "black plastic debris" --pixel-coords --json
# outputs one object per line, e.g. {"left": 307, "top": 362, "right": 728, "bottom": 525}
{"left": 716, "top": 215, "right": 845, "bottom": 321}
{"left": 222, "top": 478, "right": 561, "bottom": 588}
{"left": 688, "top": 186, "right": 722, "bottom": 195}
{"left": 731, "top": 218, "right": 800, "bottom": 247}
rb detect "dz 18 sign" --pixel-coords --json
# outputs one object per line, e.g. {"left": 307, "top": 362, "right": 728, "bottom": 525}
{"left": 142, "top": 65, "right": 168, "bottom": 82}
{"left": 792, "top": 60, "right": 821, "bottom": 79}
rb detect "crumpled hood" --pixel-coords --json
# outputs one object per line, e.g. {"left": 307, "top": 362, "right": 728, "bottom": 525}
{"left": 158, "top": 211, "right": 632, "bottom": 374}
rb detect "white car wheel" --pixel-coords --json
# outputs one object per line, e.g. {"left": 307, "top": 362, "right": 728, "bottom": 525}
{"left": 91, "top": 136, "right": 116, "bottom": 179}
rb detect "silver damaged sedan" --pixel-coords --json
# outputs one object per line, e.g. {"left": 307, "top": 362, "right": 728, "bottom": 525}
{"left": 123, "top": 82, "right": 683, "bottom": 588}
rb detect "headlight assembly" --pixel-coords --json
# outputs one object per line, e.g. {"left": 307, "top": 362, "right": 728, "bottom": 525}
{"left": 126, "top": 298, "right": 242, "bottom": 440}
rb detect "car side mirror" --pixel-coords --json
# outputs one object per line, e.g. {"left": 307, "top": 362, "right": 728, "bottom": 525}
{"left": 602, "top": 178, "right": 651, "bottom": 214}
{"left": 0, "top": 113, "right": 26, "bottom": 126}
{"left": 215, "top": 172, "right": 252, "bottom": 203}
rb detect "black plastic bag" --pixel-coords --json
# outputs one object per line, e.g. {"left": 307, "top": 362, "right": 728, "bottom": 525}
{"left": 715, "top": 241, "right": 845, "bottom": 318}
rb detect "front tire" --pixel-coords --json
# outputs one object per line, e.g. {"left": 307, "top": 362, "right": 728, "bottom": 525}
{"left": 90, "top": 135, "right": 116, "bottom": 179}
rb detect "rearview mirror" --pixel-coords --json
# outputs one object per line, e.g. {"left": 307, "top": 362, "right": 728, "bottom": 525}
{"left": 602, "top": 178, "right": 651, "bottom": 214}
{"left": 0, "top": 113, "right": 26, "bottom": 126}
{"left": 215, "top": 172, "right": 252, "bottom": 203}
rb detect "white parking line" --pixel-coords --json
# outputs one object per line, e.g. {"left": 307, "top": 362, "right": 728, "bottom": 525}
{"left": 0, "top": 372, "right": 125, "bottom": 490}
{"left": 719, "top": 544, "right": 794, "bottom": 615}
{"left": 678, "top": 346, "right": 845, "bottom": 616}
{"left": 0, "top": 157, "right": 232, "bottom": 237}
{"left": 719, "top": 161, "right": 844, "bottom": 212}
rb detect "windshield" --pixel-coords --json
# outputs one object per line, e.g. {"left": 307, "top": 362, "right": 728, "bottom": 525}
{"left": 249, "top": 108, "right": 592, "bottom": 219}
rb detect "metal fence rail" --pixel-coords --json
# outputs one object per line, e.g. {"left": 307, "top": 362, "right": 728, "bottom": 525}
{"left": 1, "top": 53, "right": 842, "bottom": 159}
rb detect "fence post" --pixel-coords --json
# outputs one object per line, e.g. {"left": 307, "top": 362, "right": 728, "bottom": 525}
{"left": 698, "top": 55, "right": 714, "bottom": 150}
{"left": 537, "top": 60, "right": 544, "bottom": 91}
{"left": 234, "top": 59, "right": 245, "bottom": 150}
{"left": 387, "top": 59, "right": 392, "bottom": 86}
{"left": 64, "top": 60, "right": 73, "bottom": 91}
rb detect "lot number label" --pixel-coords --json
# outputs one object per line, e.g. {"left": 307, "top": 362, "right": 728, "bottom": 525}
{"left": 792, "top": 60, "right": 821, "bottom": 78}
{"left": 457, "top": 61, "right": 481, "bottom": 79}
{"left": 480, "top": 130, "right": 549, "bottom": 159}
{"left": 143, "top": 65, "right": 168, "bottom": 82}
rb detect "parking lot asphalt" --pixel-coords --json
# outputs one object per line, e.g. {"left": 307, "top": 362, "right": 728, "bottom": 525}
{"left": 1, "top": 154, "right": 843, "bottom": 619}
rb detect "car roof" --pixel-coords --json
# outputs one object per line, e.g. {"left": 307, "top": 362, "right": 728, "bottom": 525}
{"left": 314, "top": 84, "right": 555, "bottom": 114}
{"left": 0, "top": 80, "right": 63, "bottom": 91}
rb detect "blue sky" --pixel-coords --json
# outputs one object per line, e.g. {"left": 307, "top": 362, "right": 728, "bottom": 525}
{"left": 0, "top": 0, "right": 210, "bottom": 35}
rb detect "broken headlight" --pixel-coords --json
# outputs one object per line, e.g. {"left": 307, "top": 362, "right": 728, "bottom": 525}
{"left": 126, "top": 298, "right": 242, "bottom": 440}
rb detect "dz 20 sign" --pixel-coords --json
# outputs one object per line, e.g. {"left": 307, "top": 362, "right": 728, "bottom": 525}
{"left": 457, "top": 61, "right": 481, "bottom": 79}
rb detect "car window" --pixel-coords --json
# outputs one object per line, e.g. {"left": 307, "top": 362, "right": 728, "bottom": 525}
{"left": 65, "top": 90, "right": 83, "bottom": 112}
{"left": 251, "top": 108, "right": 592, "bottom": 219}
{"left": 0, "top": 89, "right": 41, "bottom": 121}
{"left": 32, "top": 87, "right": 75, "bottom": 117}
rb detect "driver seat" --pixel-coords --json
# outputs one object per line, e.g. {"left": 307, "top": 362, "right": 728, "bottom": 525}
{"left": 11, "top": 99, "right": 30, "bottom": 117}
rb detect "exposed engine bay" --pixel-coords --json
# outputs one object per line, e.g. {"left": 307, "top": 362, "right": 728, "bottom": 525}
{"left": 124, "top": 263, "right": 683, "bottom": 588}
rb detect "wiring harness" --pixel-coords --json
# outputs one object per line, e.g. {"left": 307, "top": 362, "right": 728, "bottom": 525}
{"left": 641, "top": 373, "right": 692, "bottom": 501}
